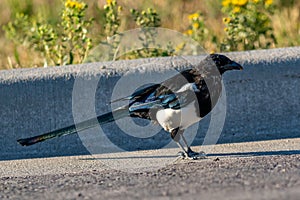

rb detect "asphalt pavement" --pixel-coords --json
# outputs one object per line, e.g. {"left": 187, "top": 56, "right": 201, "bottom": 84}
{"left": 0, "top": 138, "right": 299, "bottom": 199}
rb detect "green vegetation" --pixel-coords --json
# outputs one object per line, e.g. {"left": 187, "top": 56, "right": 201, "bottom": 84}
{"left": 0, "top": 0, "right": 299, "bottom": 69}
{"left": 3, "top": 0, "right": 93, "bottom": 67}
{"left": 221, "top": 0, "right": 276, "bottom": 51}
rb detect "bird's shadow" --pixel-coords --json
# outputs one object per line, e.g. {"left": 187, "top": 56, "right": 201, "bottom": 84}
{"left": 79, "top": 154, "right": 177, "bottom": 160}
{"left": 79, "top": 150, "right": 300, "bottom": 161}
{"left": 207, "top": 150, "right": 300, "bottom": 157}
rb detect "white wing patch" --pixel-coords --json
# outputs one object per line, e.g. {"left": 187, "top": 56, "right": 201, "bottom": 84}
{"left": 176, "top": 83, "right": 193, "bottom": 93}
{"left": 176, "top": 83, "right": 200, "bottom": 93}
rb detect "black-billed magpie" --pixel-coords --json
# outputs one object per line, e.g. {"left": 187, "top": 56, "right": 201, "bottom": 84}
{"left": 17, "top": 54, "right": 243, "bottom": 159}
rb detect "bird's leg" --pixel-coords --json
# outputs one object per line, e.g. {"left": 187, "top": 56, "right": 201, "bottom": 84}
{"left": 171, "top": 128, "right": 206, "bottom": 159}
{"left": 181, "top": 134, "right": 193, "bottom": 153}
{"left": 181, "top": 134, "right": 206, "bottom": 159}
{"left": 176, "top": 140, "right": 188, "bottom": 157}
{"left": 171, "top": 128, "right": 188, "bottom": 157}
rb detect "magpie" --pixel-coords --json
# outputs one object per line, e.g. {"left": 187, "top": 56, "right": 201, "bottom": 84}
{"left": 17, "top": 54, "right": 243, "bottom": 159}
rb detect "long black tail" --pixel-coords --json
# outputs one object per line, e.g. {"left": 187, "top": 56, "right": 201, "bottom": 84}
{"left": 17, "top": 106, "right": 129, "bottom": 146}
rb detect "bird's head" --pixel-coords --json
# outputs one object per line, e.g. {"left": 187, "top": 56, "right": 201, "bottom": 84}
{"left": 209, "top": 54, "right": 243, "bottom": 74}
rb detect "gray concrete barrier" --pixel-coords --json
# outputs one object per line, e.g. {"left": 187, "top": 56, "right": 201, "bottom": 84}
{"left": 0, "top": 47, "right": 299, "bottom": 160}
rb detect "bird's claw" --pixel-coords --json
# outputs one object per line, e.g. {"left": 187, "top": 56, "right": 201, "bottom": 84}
{"left": 177, "top": 150, "right": 206, "bottom": 160}
{"left": 190, "top": 150, "right": 207, "bottom": 160}
{"left": 177, "top": 151, "right": 186, "bottom": 158}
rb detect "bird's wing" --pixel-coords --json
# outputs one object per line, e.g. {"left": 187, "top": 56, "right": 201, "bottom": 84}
{"left": 128, "top": 84, "right": 202, "bottom": 114}
{"left": 113, "top": 68, "right": 204, "bottom": 114}
{"left": 129, "top": 81, "right": 203, "bottom": 112}
{"left": 152, "top": 68, "right": 203, "bottom": 108}
{"left": 110, "top": 83, "right": 161, "bottom": 105}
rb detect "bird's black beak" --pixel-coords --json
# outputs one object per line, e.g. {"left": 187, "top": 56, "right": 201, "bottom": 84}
{"left": 224, "top": 61, "right": 243, "bottom": 71}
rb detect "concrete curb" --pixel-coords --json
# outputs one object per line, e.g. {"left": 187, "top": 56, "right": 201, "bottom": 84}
{"left": 0, "top": 47, "right": 300, "bottom": 160}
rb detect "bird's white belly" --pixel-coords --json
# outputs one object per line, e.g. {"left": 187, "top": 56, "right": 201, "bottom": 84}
{"left": 156, "top": 101, "right": 201, "bottom": 132}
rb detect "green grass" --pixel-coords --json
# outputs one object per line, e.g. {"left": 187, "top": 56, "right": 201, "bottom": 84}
{"left": 0, "top": 0, "right": 299, "bottom": 70}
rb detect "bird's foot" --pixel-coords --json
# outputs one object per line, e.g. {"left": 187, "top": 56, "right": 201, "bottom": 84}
{"left": 187, "top": 149, "right": 206, "bottom": 160}
{"left": 177, "top": 151, "right": 186, "bottom": 158}
{"left": 177, "top": 148, "right": 206, "bottom": 160}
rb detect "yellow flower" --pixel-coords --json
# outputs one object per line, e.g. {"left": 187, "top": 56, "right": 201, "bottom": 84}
{"left": 186, "top": 29, "right": 193, "bottom": 35}
{"left": 224, "top": 27, "right": 229, "bottom": 32}
{"left": 65, "top": 0, "right": 85, "bottom": 10}
{"left": 232, "top": 0, "right": 248, "bottom": 6}
{"left": 188, "top": 13, "right": 200, "bottom": 21}
{"left": 223, "top": 17, "right": 231, "bottom": 24}
{"left": 106, "top": 0, "right": 113, "bottom": 5}
{"left": 233, "top": 6, "right": 241, "bottom": 13}
{"left": 265, "top": 0, "right": 273, "bottom": 6}
{"left": 76, "top": 3, "right": 84, "bottom": 9}
{"left": 252, "top": 0, "right": 260, "bottom": 3}
{"left": 65, "top": 0, "right": 73, "bottom": 8}
{"left": 192, "top": 22, "right": 199, "bottom": 29}
{"left": 222, "top": 0, "right": 231, "bottom": 7}
{"left": 175, "top": 42, "right": 186, "bottom": 52}
{"left": 118, "top": 6, "right": 122, "bottom": 12}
